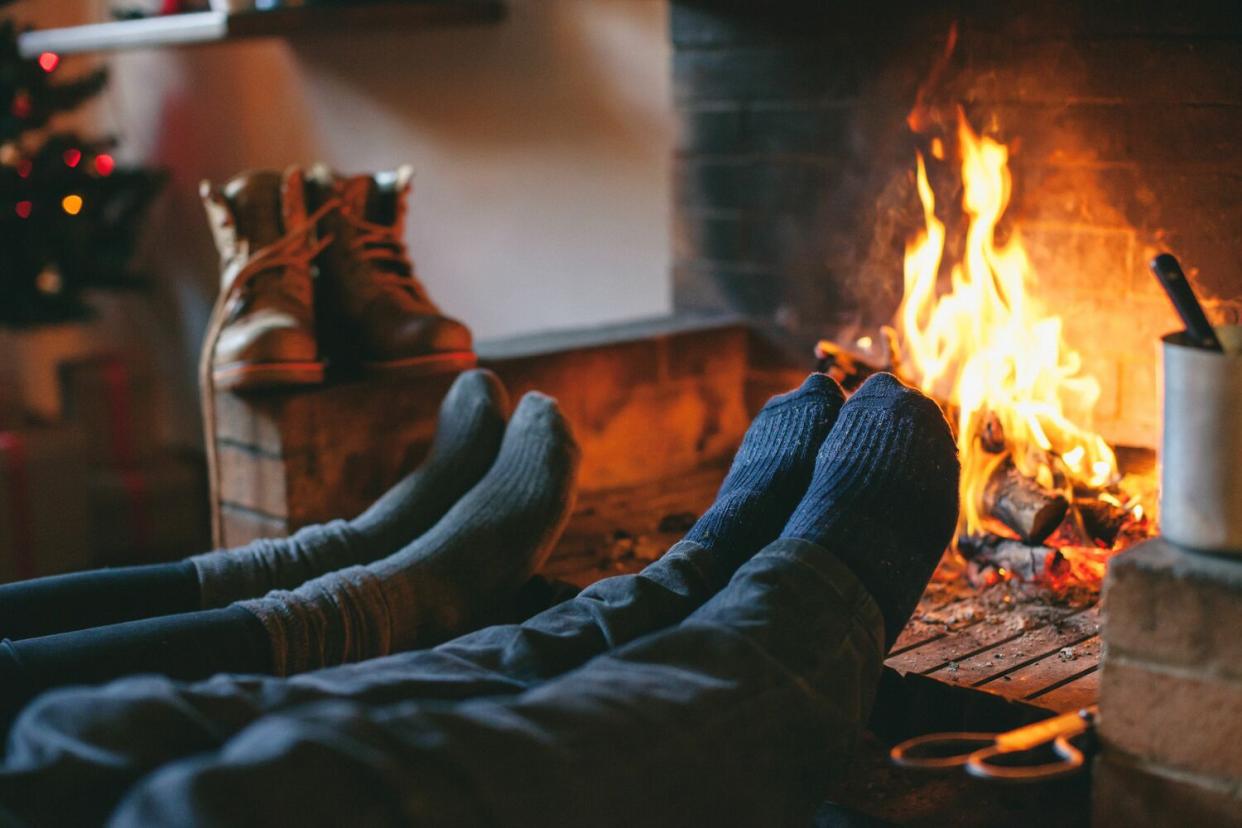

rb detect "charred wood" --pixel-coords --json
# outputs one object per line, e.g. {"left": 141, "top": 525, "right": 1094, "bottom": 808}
{"left": 1078, "top": 498, "right": 1128, "bottom": 547}
{"left": 983, "top": 460, "right": 1069, "bottom": 545}
{"left": 959, "top": 533, "right": 1062, "bottom": 582}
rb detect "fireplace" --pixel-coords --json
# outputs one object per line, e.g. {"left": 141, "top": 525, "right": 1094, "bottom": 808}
{"left": 668, "top": 2, "right": 1242, "bottom": 824}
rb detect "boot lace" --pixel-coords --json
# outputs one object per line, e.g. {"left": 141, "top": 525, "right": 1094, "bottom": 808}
{"left": 342, "top": 210, "right": 431, "bottom": 302}
{"left": 226, "top": 198, "right": 340, "bottom": 311}
{"left": 198, "top": 195, "right": 339, "bottom": 543}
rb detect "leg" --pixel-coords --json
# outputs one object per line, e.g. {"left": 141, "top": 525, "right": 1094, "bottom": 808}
{"left": 0, "top": 369, "right": 507, "bottom": 642}
{"left": 109, "top": 373, "right": 958, "bottom": 827}
{"left": 0, "top": 375, "right": 845, "bottom": 825}
{"left": 110, "top": 539, "right": 886, "bottom": 828}
{"left": 0, "top": 387, "right": 561, "bottom": 718}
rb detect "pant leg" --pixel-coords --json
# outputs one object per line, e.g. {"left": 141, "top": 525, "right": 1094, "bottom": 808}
{"left": 0, "top": 540, "right": 729, "bottom": 825}
{"left": 0, "top": 606, "right": 270, "bottom": 727}
{"left": 109, "top": 538, "right": 884, "bottom": 828}
{"left": 0, "top": 561, "right": 200, "bottom": 640}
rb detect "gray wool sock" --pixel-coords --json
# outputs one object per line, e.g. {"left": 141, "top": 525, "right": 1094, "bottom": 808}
{"left": 191, "top": 369, "right": 509, "bottom": 609}
{"left": 239, "top": 391, "right": 580, "bottom": 676}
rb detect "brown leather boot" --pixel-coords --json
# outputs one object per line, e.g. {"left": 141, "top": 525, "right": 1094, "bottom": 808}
{"left": 200, "top": 167, "right": 329, "bottom": 391}
{"left": 309, "top": 165, "right": 476, "bottom": 376}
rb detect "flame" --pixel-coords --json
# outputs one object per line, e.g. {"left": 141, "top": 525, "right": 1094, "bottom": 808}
{"left": 897, "top": 111, "right": 1121, "bottom": 539}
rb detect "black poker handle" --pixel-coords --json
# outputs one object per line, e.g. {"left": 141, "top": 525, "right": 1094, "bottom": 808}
{"left": 1150, "top": 253, "right": 1224, "bottom": 352}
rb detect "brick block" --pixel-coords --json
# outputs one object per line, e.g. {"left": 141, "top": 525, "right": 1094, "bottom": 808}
{"left": 672, "top": 262, "right": 733, "bottom": 316}
{"left": 963, "top": 37, "right": 1242, "bottom": 106}
{"left": 673, "top": 261, "right": 786, "bottom": 317}
{"left": 674, "top": 159, "right": 751, "bottom": 210}
{"left": 676, "top": 158, "right": 845, "bottom": 216}
{"left": 673, "top": 209, "right": 749, "bottom": 263}
{"left": 1010, "top": 164, "right": 1140, "bottom": 229}
{"left": 673, "top": 46, "right": 860, "bottom": 103}
{"left": 982, "top": 103, "right": 1131, "bottom": 167}
{"left": 1084, "top": 0, "right": 1242, "bottom": 37}
{"left": 676, "top": 105, "right": 745, "bottom": 154}
{"left": 1123, "top": 105, "right": 1242, "bottom": 169}
{"left": 1093, "top": 751, "right": 1242, "bottom": 828}
{"left": 1102, "top": 538, "right": 1242, "bottom": 677}
{"left": 670, "top": 4, "right": 842, "bottom": 49}
{"left": 747, "top": 103, "right": 850, "bottom": 155}
{"left": 1100, "top": 655, "right": 1242, "bottom": 779}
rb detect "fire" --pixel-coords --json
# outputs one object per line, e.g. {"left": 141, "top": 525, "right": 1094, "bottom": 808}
{"left": 896, "top": 111, "right": 1126, "bottom": 543}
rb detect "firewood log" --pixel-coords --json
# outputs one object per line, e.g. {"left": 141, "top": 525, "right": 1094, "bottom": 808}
{"left": 1077, "top": 498, "right": 1128, "bottom": 547}
{"left": 958, "top": 534, "right": 1062, "bottom": 581}
{"left": 983, "top": 460, "right": 1069, "bottom": 545}
{"left": 979, "top": 410, "right": 1005, "bottom": 454}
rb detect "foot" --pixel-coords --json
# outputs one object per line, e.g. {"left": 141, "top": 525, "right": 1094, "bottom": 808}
{"left": 684, "top": 373, "right": 846, "bottom": 574}
{"left": 374, "top": 391, "right": 580, "bottom": 648}
{"left": 193, "top": 368, "right": 509, "bottom": 608}
{"left": 781, "top": 373, "right": 959, "bottom": 651}
{"left": 351, "top": 368, "right": 510, "bottom": 552}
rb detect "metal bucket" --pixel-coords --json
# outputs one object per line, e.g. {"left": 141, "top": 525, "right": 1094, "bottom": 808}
{"left": 1161, "top": 325, "right": 1242, "bottom": 553}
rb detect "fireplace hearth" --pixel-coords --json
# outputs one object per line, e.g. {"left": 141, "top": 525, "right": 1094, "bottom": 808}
{"left": 670, "top": 1, "right": 1242, "bottom": 823}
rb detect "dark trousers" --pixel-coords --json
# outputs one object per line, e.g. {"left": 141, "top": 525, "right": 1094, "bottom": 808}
{"left": 0, "top": 537, "right": 883, "bottom": 827}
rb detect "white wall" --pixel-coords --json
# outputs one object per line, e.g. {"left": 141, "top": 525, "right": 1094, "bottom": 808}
{"left": 16, "top": 0, "right": 674, "bottom": 442}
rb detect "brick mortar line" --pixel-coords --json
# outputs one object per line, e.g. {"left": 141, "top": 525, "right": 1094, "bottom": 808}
{"left": 673, "top": 152, "right": 856, "bottom": 167}
{"left": 1104, "top": 748, "right": 1242, "bottom": 798}
{"left": 673, "top": 96, "right": 862, "bottom": 109}
{"left": 1106, "top": 649, "right": 1242, "bottom": 686}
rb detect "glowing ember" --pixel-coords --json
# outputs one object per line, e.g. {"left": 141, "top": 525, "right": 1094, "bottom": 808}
{"left": 893, "top": 109, "right": 1154, "bottom": 589}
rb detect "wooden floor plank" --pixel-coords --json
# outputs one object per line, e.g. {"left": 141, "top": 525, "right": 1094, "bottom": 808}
{"left": 926, "top": 607, "right": 1099, "bottom": 689}
{"left": 1025, "top": 666, "right": 1100, "bottom": 713}
{"left": 980, "top": 634, "right": 1102, "bottom": 698}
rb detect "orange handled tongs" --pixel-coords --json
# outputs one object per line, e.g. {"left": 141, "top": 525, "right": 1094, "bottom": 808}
{"left": 889, "top": 705, "right": 1098, "bottom": 782}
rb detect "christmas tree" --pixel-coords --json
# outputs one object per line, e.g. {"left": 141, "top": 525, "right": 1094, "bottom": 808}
{"left": 0, "top": 8, "right": 163, "bottom": 327}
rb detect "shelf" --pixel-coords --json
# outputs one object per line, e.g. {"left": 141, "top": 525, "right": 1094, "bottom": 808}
{"left": 18, "top": 1, "right": 505, "bottom": 58}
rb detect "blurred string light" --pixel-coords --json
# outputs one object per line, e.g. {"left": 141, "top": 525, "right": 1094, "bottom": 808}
{"left": 15, "top": 200, "right": 32, "bottom": 218}
{"left": 61, "top": 194, "right": 83, "bottom": 215}
{"left": 37, "top": 52, "right": 59, "bottom": 73}
{"left": 94, "top": 154, "right": 114, "bottom": 176}
{"left": 62, "top": 148, "right": 81, "bottom": 167}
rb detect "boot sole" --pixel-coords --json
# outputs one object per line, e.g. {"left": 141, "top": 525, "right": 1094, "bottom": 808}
{"left": 213, "top": 361, "right": 326, "bottom": 392}
{"left": 362, "top": 351, "right": 478, "bottom": 377}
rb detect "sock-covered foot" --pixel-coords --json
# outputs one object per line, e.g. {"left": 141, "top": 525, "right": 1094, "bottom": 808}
{"left": 349, "top": 368, "right": 510, "bottom": 549}
{"left": 781, "top": 373, "right": 959, "bottom": 651}
{"left": 684, "top": 373, "right": 845, "bottom": 575}
{"left": 239, "top": 391, "right": 580, "bottom": 674}
{"left": 192, "top": 368, "right": 509, "bottom": 608}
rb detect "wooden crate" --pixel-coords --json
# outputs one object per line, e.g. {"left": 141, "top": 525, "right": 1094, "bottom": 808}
{"left": 207, "top": 317, "right": 754, "bottom": 552}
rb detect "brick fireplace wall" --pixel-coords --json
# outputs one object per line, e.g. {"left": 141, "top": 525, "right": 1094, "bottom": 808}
{"left": 670, "top": 1, "right": 1242, "bottom": 449}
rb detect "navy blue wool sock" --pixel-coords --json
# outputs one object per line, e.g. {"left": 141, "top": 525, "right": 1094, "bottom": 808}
{"left": 685, "top": 373, "right": 845, "bottom": 571}
{"left": 782, "top": 372, "right": 960, "bottom": 651}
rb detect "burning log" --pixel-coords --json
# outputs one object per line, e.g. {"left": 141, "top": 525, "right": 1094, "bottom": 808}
{"left": 983, "top": 460, "right": 1069, "bottom": 545}
{"left": 979, "top": 410, "right": 1005, "bottom": 454}
{"left": 959, "top": 533, "right": 1063, "bottom": 582}
{"left": 1077, "top": 498, "right": 1128, "bottom": 547}
{"left": 813, "top": 339, "right": 884, "bottom": 391}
